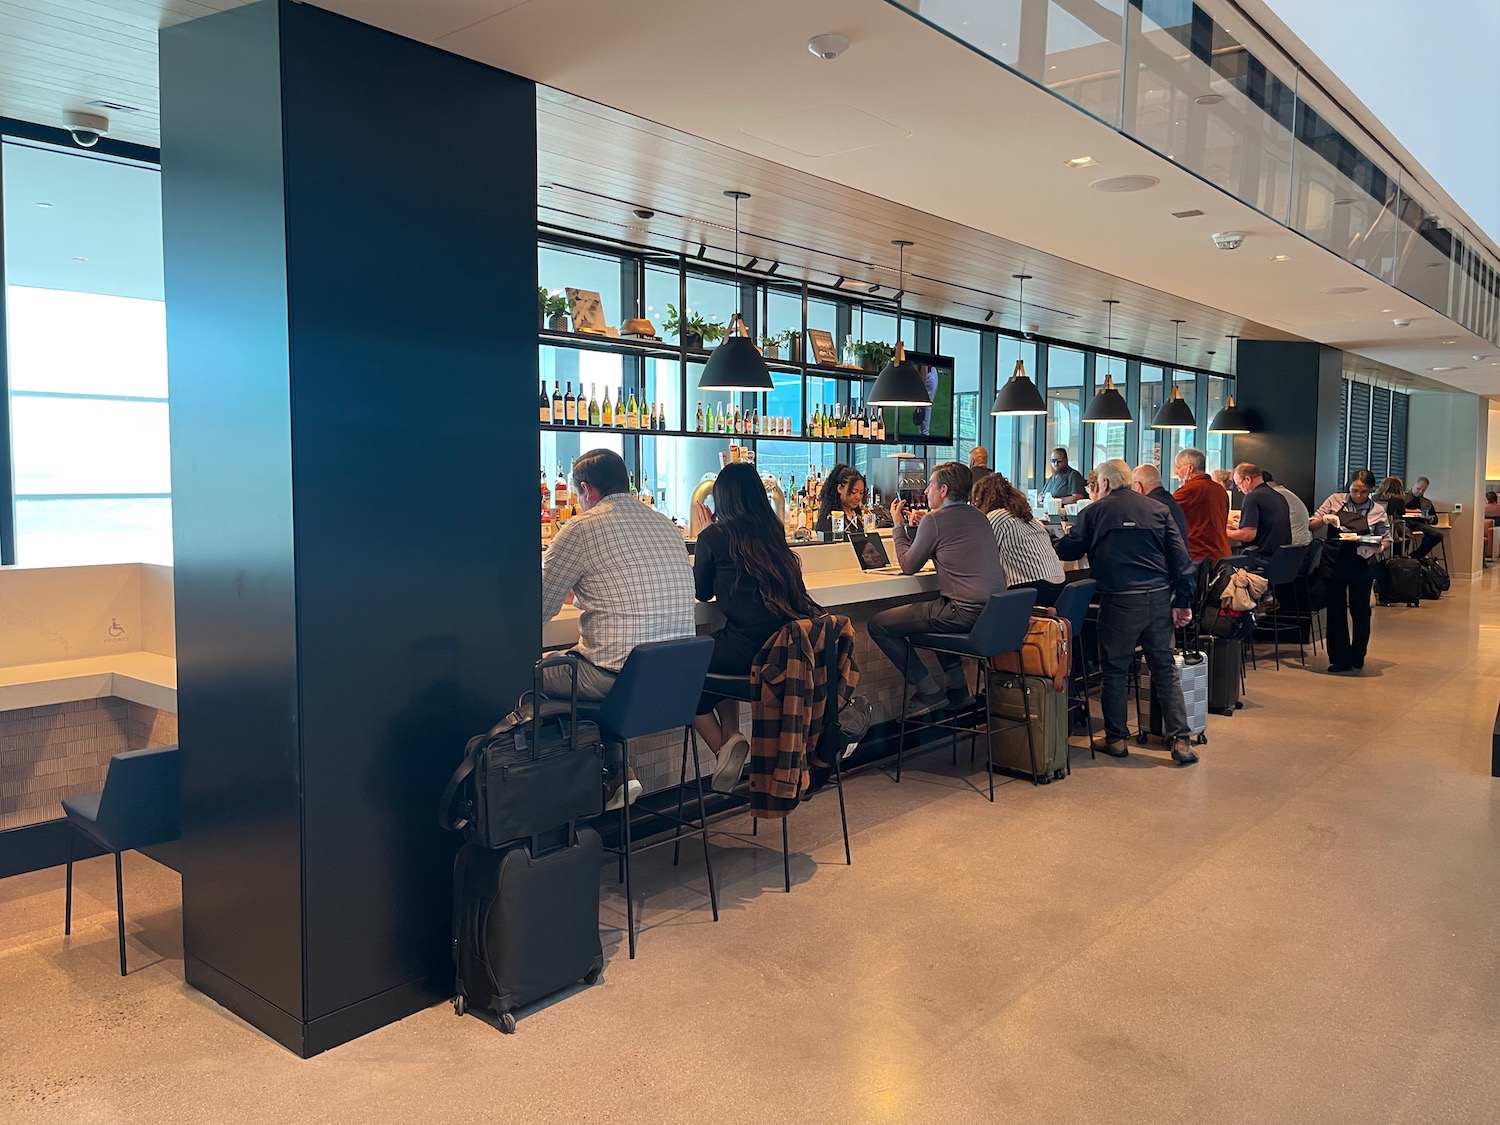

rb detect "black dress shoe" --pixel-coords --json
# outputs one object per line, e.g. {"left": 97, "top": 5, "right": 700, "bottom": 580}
{"left": 1092, "top": 736, "right": 1129, "bottom": 758}
{"left": 1326, "top": 663, "right": 1353, "bottom": 674}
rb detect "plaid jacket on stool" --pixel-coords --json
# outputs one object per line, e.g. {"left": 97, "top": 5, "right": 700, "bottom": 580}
{"left": 748, "top": 615, "right": 858, "bottom": 819}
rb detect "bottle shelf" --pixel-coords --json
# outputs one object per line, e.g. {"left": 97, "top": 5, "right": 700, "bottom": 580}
{"left": 538, "top": 328, "right": 682, "bottom": 362}
{"left": 539, "top": 422, "right": 907, "bottom": 446}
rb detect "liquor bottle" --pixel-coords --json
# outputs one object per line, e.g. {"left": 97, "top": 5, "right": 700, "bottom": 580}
{"left": 695, "top": 402, "right": 704, "bottom": 432}
{"left": 613, "top": 388, "right": 625, "bottom": 428}
{"left": 538, "top": 381, "right": 549, "bottom": 424}
{"left": 735, "top": 405, "right": 746, "bottom": 435}
{"left": 540, "top": 468, "right": 549, "bottom": 510}
{"left": 588, "top": 384, "right": 600, "bottom": 427}
{"left": 858, "top": 406, "right": 868, "bottom": 440}
{"left": 602, "top": 387, "right": 613, "bottom": 427}
{"left": 551, "top": 380, "right": 564, "bottom": 424}
{"left": 625, "top": 388, "right": 639, "bottom": 429}
{"left": 553, "top": 463, "right": 569, "bottom": 512}
{"left": 641, "top": 474, "right": 652, "bottom": 504}
{"left": 563, "top": 381, "right": 577, "bottom": 425}
{"left": 875, "top": 409, "right": 886, "bottom": 441}
{"left": 629, "top": 472, "right": 638, "bottom": 497}
{"left": 658, "top": 402, "right": 668, "bottom": 431}
{"left": 752, "top": 408, "right": 760, "bottom": 435}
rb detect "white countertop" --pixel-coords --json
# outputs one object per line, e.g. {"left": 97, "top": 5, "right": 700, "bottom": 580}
{"left": 541, "top": 539, "right": 940, "bottom": 649}
{"left": 0, "top": 652, "right": 178, "bottom": 712}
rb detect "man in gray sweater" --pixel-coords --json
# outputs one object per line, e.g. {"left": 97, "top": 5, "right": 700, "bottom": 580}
{"left": 869, "top": 461, "right": 1009, "bottom": 714}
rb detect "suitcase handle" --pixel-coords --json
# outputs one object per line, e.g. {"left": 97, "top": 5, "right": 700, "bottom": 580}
{"left": 522, "top": 653, "right": 581, "bottom": 759}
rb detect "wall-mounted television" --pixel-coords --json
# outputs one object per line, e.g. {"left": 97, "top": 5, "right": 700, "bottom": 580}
{"left": 876, "top": 351, "right": 954, "bottom": 445}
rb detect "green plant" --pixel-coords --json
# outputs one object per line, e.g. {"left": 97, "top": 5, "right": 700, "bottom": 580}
{"left": 758, "top": 329, "right": 793, "bottom": 349}
{"left": 540, "top": 288, "right": 570, "bottom": 318}
{"left": 853, "top": 339, "right": 894, "bottom": 368}
{"left": 663, "top": 303, "right": 725, "bottom": 345}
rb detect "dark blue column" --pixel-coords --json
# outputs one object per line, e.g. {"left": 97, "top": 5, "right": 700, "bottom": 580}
{"left": 160, "top": 0, "right": 538, "bottom": 1056}
{"left": 1233, "top": 340, "right": 1344, "bottom": 507}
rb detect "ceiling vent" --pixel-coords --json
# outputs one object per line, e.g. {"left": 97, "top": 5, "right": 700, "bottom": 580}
{"left": 1171, "top": 209, "right": 1205, "bottom": 218}
{"left": 86, "top": 99, "right": 140, "bottom": 114}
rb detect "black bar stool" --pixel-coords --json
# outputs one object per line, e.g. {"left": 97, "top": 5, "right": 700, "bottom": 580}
{"left": 1256, "top": 543, "right": 1308, "bottom": 669}
{"left": 576, "top": 636, "right": 717, "bottom": 959}
{"left": 893, "top": 588, "right": 1039, "bottom": 801}
{"left": 1051, "top": 579, "right": 1098, "bottom": 751}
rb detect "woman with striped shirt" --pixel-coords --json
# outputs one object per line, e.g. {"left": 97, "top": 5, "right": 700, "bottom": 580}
{"left": 971, "top": 472, "right": 1066, "bottom": 606}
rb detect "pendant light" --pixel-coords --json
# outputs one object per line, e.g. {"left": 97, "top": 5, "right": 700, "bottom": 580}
{"left": 698, "top": 190, "right": 774, "bottom": 392}
{"left": 1209, "top": 334, "right": 1251, "bottom": 432}
{"left": 1151, "top": 319, "right": 1197, "bottom": 429}
{"left": 1082, "top": 299, "right": 1132, "bottom": 423}
{"left": 991, "top": 273, "right": 1046, "bottom": 415}
{"left": 868, "top": 240, "right": 932, "bottom": 406}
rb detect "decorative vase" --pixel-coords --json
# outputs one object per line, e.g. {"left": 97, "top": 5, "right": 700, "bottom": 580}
{"left": 763, "top": 344, "right": 780, "bottom": 360}
{"left": 861, "top": 356, "right": 877, "bottom": 372}
{"left": 685, "top": 332, "right": 704, "bottom": 351}
{"left": 548, "top": 314, "right": 569, "bottom": 332}
{"left": 789, "top": 332, "right": 801, "bottom": 362}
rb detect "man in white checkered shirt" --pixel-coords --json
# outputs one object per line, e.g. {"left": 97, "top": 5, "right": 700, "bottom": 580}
{"left": 542, "top": 449, "right": 695, "bottom": 808}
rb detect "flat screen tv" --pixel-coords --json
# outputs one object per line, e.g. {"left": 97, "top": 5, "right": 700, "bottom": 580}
{"left": 876, "top": 351, "right": 954, "bottom": 444}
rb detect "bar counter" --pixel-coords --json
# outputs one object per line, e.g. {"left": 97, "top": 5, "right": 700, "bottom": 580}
{"left": 543, "top": 537, "right": 940, "bottom": 796}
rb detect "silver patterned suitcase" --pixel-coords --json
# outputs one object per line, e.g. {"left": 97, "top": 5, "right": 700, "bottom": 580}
{"left": 1136, "top": 649, "right": 1209, "bottom": 745}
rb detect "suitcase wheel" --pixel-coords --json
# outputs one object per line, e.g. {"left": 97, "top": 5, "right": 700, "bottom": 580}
{"left": 452, "top": 993, "right": 467, "bottom": 1017}
{"left": 1234, "top": 702, "right": 1243, "bottom": 710}
{"left": 499, "top": 1011, "right": 517, "bottom": 1034}
{"left": 1051, "top": 768, "right": 1066, "bottom": 781}
{"left": 1136, "top": 732, "right": 1149, "bottom": 745}
{"left": 1036, "top": 774, "right": 1051, "bottom": 785}
{"left": 1195, "top": 734, "right": 1208, "bottom": 745}
{"left": 584, "top": 967, "right": 601, "bottom": 986}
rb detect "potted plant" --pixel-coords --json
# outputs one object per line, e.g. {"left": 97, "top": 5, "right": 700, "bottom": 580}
{"left": 541, "top": 288, "right": 571, "bottom": 331}
{"left": 853, "top": 339, "right": 894, "bottom": 372}
{"left": 758, "top": 329, "right": 793, "bottom": 360}
{"left": 664, "top": 303, "right": 725, "bottom": 350}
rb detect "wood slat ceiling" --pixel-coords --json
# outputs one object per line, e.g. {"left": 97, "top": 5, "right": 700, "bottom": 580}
{"left": 537, "top": 88, "right": 1295, "bottom": 374}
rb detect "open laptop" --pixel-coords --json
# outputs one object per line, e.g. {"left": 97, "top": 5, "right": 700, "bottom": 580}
{"left": 850, "top": 532, "right": 905, "bottom": 574}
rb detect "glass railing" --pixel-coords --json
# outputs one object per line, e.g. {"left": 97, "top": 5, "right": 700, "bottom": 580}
{"left": 890, "top": 0, "right": 1499, "bottom": 346}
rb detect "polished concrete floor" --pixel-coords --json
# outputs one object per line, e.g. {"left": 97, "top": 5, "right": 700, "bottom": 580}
{"left": 4, "top": 574, "right": 1499, "bottom": 1124}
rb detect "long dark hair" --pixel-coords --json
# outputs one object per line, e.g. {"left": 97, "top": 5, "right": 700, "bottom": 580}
{"left": 713, "top": 463, "right": 820, "bottom": 621}
{"left": 817, "top": 464, "right": 865, "bottom": 522}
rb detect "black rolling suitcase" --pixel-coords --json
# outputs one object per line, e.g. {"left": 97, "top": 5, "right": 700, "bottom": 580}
{"left": 452, "top": 828, "right": 604, "bottom": 1032}
{"left": 986, "top": 671, "right": 1069, "bottom": 783}
{"left": 1207, "top": 636, "right": 1242, "bottom": 716}
{"left": 1380, "top": 557, "right": 1422, "bottom": 607}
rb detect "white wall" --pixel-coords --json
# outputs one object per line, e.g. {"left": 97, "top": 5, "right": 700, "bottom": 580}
{"left": 1407, "top": 391, "right": 1487, "bottom": 577}
{"left": 1263, "top": 0, "right": 1500, "bottom": 245}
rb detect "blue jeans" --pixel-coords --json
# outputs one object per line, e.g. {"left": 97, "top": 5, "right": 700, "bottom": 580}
{"left": 1096, "top": 588, "right": 1186, "bottom": 741}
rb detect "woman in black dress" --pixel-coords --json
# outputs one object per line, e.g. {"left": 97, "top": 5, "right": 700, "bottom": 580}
{"left": 692, "top": 462, "right": 821, "bottom": 790}
{"left": 814, "top": 465, "right": 868, "bottom": 537}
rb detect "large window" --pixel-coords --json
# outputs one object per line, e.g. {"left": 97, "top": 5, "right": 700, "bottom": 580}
{"left": 1045, "top": 347, "right": 1085, "bottom": 470}
{"left": 4, "top": 140, "right": 170, "bottom": 565}
{"left": 993, "top": 340, "right": 1039, "bottom": 486}
{"left": 1205, "top": 376, "right": 1233, "bottom": 474}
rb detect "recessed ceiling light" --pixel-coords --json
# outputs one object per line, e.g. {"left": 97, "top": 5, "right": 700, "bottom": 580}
{"left": 1441, "top": 339, "right": 1458, "bottom": 344}
{"left": 1065, "top": 156, "right": 1097, "bottom": 168}
{"left": 1321, "top": 286, "right": 1367, "bottom": 294}
{"left": 72, "top": 255, "right": 87, "bottom": 261}
{"left": 1194, "top": 93, "right": 1225, "bottom": 106}
{"left": 1268, "top": 254, "right": 1291, "bottom": 262}
{"left": 1431, "top": 366, "right": 1465, "bottom": 372}
{"left": 35, "top": 202, "right": 52, "bottom": 208}
{"left": 1090, "top": 175, "right": 1159, "bottom": 193}
{"left": 1333, "top": 198, "right": 1357, "bottom": 205}
{"left": 1379, "top": 308, "right": 1395, "bottom": 313}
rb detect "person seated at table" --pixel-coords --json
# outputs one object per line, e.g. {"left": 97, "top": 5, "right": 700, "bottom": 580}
{"left": 1044, "top": 447, "right": 1089, "bottom": 504}
{"left": 815, "top": 464, "right": 868, "bottom": 537}
{"left": 969, "top": 446, "right": 994, "bottom": 481}
{"left": 542, "top": 448, "right": 696, "bottom": 809}
{"left": 1309, "top": 472, "right": 1391, "bottom": 674}
{"left": 1485, "top": 490, "right": 1500, "bottom": 521}
{"left": 869, "top": 462, "right": 1008, "bottom": 716}
{"left": 1374, "top": 476, "right": 1409, "bottom": 551}
{"left": 1262, "top": 472, "right": 1312, "bottom": 548}
{"left": 692, "top": 462, "right": 822, "bottom": 791}
{"left": 1404, "top": 477, "right": 1447, "bottom": 561}
{"left": 972, "top": 472, "right": 1065, "bottom": 606}
{"left": 1132, "top": 463, "right": 1189, "bottom": 546}
{"left": 1172, "top": 447, "right": 1230, "bottom": 562}
{"left": 1227, "top": 462, "right": 1291, "bottom": 567}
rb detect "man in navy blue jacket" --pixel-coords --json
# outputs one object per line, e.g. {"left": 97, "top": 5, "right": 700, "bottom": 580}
{"left": 1055, "top": 460, "right": 1199, "bottom": 765}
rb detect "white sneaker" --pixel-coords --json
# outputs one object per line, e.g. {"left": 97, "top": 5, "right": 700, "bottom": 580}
{"left": 710, "top": 734, "right": 751, "bottom": 792}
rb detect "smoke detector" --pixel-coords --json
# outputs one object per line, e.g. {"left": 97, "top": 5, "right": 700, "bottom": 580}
{"left": 1211, "top": 231, "right": 1245, "bottom": 250}
{"left": 807, "top": 34, "right": 850, "bottom": 60}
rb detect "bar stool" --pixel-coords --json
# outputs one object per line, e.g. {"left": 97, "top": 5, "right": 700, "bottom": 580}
{"left": 893, "top": 588, "right": 1038, "bottom": 801}
{"left": 1291, "top": 539, "right": 1326, "bottom": 655}
{"left": 1255, "top": 543, "right": 1308, "bottom": 669}
{"left": 576, "top": 636, "right": 717, "bottom": 959}
{"left": 1051, "top": 579, "right": 1098, "bottom": 751}
{"left": 684, "top": 617, "right": 855, "bottom": 893}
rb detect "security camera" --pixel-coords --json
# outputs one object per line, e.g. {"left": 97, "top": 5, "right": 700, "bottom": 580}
{"left": 1392, "top": 317, "right": 1411, "bottom": 328}
{"left": 64, "top": 110, "right": 108, "bottom": 148}
{"left": 1024, "top": 323, "right": 1041, "bottom": 338}
{"left": 1211, "top": 231, "right": 1245, "bottom": 250}
{"left": 631, "top": 208, "right": 655, "bottom": 220}
{"left": 807, "top": 33, "right": 851, "bottom": 60}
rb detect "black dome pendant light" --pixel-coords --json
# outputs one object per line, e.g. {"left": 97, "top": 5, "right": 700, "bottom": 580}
{"left": 1082, "top": 299, "right": 1132, "bottom": 423}
{"left": 1151, "top": 319, "right": 1197, "bottom": 429}
{"left": 991, "top": 273, "right": 1046, "bottom": 415}
{"left": 698, "top": 189, "right": 774, "bottom": 392}
{"left": 1209, "top": 334, "right": 1251, "bottom": 433}
{"left": 868, "top": 240, "right": 932, "bottom": 407}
